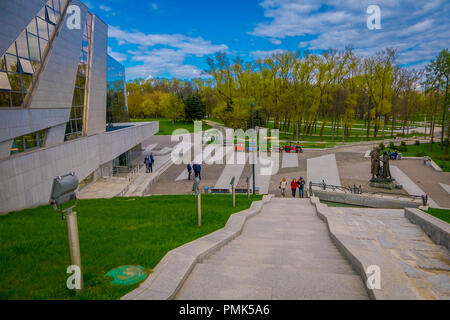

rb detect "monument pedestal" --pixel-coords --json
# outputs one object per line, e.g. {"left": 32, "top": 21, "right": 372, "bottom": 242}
{"left": 370, "top": 178, "right": 403, "bottom": 190}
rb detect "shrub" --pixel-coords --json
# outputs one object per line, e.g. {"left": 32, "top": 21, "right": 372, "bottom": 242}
{"left": 379, "top": 142, "right": 385, "bottom": 150}
{"left": 389, "top": 141, "right": 395, "bottom": 149}
{"left": 415, "top": 140, "right": 420, "bottom": 146}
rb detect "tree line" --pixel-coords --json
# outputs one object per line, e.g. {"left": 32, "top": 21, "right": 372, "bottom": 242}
{"left": 126, "top": 48, "right": 449, "bottom": 153}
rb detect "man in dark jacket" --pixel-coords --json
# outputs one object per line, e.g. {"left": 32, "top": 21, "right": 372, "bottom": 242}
{"left": 187, "top": 163, "right": 192, "bottom": 180}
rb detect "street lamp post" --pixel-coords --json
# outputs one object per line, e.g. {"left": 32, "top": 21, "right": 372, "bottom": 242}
{"left": 251, "top": 102, "right": 256, "bottom": 196}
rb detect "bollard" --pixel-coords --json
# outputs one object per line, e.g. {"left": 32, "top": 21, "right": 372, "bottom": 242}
{"left": 232, "top": 186, "right": 236, "bottom": 208}
{"left": 65, "top": 209, "right": 83, "bottom": 291}
{"left": 197, "top": 192, "right": 202, "bottom": 227}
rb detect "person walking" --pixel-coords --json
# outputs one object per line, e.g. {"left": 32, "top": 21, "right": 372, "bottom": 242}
{"left": 187, "top": 163, "right": 192, "bottom": 180}
{"left": 150, "top": 153, "right": 155, "bottom": 166}
{"left": 297, "top": 177, "right": 305, "bottom": 198}
{"left": 279, "top": 177, "right": 287, "bottom": 198}
{"left": 290, "top": 178, "right": 298, "bottom": 198}
{"left": 193, "top": 163, "right": 199, "bottom": 179}
{"left": 144, "top": 156, "right": 150, "bottom": 173}
{"left": 148, "top": 157, "right": 153, "bottom": 173}
{"left": 196, "top": 163, "right": 202, "bottom": 180}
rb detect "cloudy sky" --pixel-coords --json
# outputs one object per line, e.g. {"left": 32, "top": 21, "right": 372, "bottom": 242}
{"left": 84, "top": 0, "right": 450, "bottom": 80}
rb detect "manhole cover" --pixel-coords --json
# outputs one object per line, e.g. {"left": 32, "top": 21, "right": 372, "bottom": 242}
{"left": 105, "top": 265, "right": 147, "bottom": 286}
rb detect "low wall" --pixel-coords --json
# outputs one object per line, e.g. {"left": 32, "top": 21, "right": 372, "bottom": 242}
{"left": 312, "top": 189, "right": 420, "bottom": 209}
{"left": 405, "top": 208, "right": 450, "bottom": 250}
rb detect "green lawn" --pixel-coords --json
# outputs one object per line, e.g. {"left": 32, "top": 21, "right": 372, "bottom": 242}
{"left": 130, "top": 118, "right": 212, "bottom": 135}
{"left": 0, "top": 194, "right": 262, "bottom": 300}
{"left": 424, "top": 208, "right": 450, "bottom": 224}
{"left": 391, "top": 142, "right": 450, "bottom": 172}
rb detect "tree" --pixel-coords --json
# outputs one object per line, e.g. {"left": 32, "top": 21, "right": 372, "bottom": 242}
{"left": 160, "top": 93, "right": 185, "bottom": 124}
{"left": 184, "top": 93, "right": 206, "bottom": 122}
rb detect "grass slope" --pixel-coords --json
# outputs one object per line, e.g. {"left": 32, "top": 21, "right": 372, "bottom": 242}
{"left": 0, "top": 195, "right": 262, "bottom": 300}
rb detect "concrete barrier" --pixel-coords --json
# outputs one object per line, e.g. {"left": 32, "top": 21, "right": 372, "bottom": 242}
{"left": 121, "top": 194, "right": 273, "bottom": 300}
{"left": 312, "top": 189, "right": 421, "bottom": 209}
{"left": 404, "top": 208, "right": 450, "bottom": 250}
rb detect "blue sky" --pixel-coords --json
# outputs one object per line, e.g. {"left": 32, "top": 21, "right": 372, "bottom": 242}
{"left": 83, "top": 0, "right": 450, "bottom": 80}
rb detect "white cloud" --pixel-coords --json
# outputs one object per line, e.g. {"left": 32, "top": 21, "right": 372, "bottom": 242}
{"left": 99, "top": 5, "right": 112, "bottom": 12}
{"left": 250, "top": 0, "right": 450, "bottom": 66}
{"left": 269, "top": 38, "right": 282, "bottom": 45}
{"left": 108, "top": 26, "right": 228, "bottom": 79}
{"left": 250, "top": 49, "right": 287, "bottom": 59}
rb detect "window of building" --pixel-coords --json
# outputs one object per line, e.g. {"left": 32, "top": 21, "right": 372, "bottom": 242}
{"left": 10, "top": 129, "right": 47, "bottom": 155}
{"left": 0, "top": 0, "right": 64, "bottom": 108}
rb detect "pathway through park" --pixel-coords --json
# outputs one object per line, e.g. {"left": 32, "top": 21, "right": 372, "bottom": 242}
{"left": 175, "top": 198, "right": 369, "bottom": 300}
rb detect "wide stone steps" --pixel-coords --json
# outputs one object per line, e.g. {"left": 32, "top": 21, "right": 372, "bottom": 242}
{"left": 175, "top": 197, "right": 369, "bottom": 300}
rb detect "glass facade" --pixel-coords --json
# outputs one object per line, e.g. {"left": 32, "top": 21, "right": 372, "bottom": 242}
{"left": 65, "top": 13, "right": 93, "bottom": 141}
{"left": 0, "top": 0, "right": 66, "bottom": 108}
{"left": 10, "top": 129, "right": 47, "bottom": 155}
{"left": 106, "top": 55, "right": 129, "bottom": 125}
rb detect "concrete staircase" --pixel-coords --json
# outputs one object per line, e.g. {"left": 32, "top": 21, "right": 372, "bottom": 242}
{"left": 123, "top": 154, "right": 173, "bottom": 197}
{"left": 175, "top": 198, "right": 369, "bottom": 300}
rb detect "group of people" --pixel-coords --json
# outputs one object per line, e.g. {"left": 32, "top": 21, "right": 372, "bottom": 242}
{"left": 187, "top": 163, "right": 202, "bottom": 180}
{"left": 388, "top": 149, "right": 399, "bottom": 160}
{"left": 279, "top": 177, "right": 306, "bottom": 198}
{"left": 144, "top": 153, "right": 155, "bottom": 173}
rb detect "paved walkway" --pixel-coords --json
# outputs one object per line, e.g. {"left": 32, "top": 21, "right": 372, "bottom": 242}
{"left": 281, "top": 153, "right": 299, "bottom": 168}
{"left": 307, "top": 153, "right": 341, "bottom": 186}
{"left": 391, "top": 165, "right": 439, "bottom": 208}
{"left": 175, "top": 198, "right": 368, "bottom": 300}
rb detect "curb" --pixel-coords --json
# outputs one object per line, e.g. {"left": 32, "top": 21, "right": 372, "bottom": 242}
{"left": 121, "top": 194, "right": 273, "bottom": 300}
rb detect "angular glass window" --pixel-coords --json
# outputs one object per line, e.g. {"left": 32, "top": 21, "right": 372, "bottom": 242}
{"left": 0, "top": 72, "right": 11, "bottom": 90}
{"left": 37, "top": 18, "right": 49, "bottom": 40}
{"left": 11, "top": 138, "right": 24, "bottom": 154}
{"left": 0, "top": 56, "right": 5, "bottom": 71}
{"left": 27, "top": 33, "right": 40, "bottom": 61}
{"left": 38, "top": 130, "right": 46, "bottom": 147}
{"left": 47, "top": 24, "right": 55, "bottom": 39}
{"left": 19, "top": 58, "right": 34, "bottom": 75}
{"left": 21, "top": 74, "right": 33, "bottom": 92}
{"left": 27, "top": 18, "right": 38, "bottom": 36}
{"left": 8, "top": 74, "right": 21, "bottom": 91}
{"left": 37, "top": 7, "right": 46, "bottom": 19}
{"left": 24, "top": 133, "right": 37, "bottom": 149}
{"left": 46, "top": 6, "right": 57, "bottom": 25}
{"left": 0, "top": 91, "right": 10, "bottom": 107}
{"left": 11, "top": 92, "right": 23, "bottom": 107}
{"left": 31, "top": 60, "right": 41, "bottom": 73}
{"left": 53, "top": 0, "right": 61, "bottom": 13}
{"left": 39, "top": 38, "right": 48, "bottom": 58}
{"left": 6, "top": 43, "right": 17, "bottom": 55}
{"left": 16, "top": 31, "right": 29, "bottom": 59}
{"left": 5, "top": 54, "right": 18, "bottom": 73}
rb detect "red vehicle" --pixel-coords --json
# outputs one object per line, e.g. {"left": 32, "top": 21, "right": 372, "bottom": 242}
{"left": 280, "top": 145, "right": 303, "bottom": 153}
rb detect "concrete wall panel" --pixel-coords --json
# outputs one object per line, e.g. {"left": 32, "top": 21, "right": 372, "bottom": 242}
{"left": 85, "top": 16, "right": 108, "bottom": 136}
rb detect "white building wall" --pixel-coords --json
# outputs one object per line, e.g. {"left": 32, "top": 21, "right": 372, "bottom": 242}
{"left": 0, "top": 122, "right": 158, "bottom": 214}
{"left": 85, "top": 15, "right": 108, "bottom": 136}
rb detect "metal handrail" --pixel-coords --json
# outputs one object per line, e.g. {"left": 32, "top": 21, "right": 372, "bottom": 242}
{"left": 309, "top": 180, "right": 428, "bottom": 206}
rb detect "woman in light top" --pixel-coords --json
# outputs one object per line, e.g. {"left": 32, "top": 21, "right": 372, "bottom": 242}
{"left": 279, "top": 177, "right": 287, "bottom": 198}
